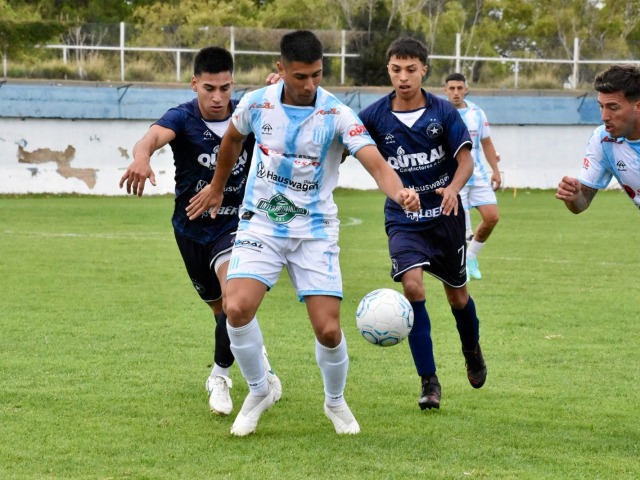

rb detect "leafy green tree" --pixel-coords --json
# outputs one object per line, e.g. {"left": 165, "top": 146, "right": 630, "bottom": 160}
{"left": 0, "top": 1, "right": 67, "bottom": 62}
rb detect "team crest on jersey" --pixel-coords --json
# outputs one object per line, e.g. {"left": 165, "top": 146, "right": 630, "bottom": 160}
{"left": 256, "top": 193, "right": 309, "bottom": 224}
{"left": 385, "top": 134, "right": 396, "bottom": 144}
{"left": 262, "top": 123, "right": 273, "bottom": 135}
{"left": 312, "top": 126, "right": 331, "bottom": 145}
{"left": 426, "top": 123, "right": 443, "bottom": 138}
{"left": 203, "top": 130, "right": 212, "bottom": 139}
{"left": 617, "top": 160, "right": 627, "bottom": 171}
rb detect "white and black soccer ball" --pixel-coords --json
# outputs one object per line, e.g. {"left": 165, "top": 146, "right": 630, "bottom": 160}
{"left": 355, "top": 288, "right": 413, "bottom": 347}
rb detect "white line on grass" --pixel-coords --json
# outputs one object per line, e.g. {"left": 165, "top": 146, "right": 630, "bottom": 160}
{"left": 3, "top": 230, "right": 169, "bottom": 239}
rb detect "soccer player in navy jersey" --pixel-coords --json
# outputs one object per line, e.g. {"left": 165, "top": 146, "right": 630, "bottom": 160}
{"left": 359, "top": 38, "right": 488, "bottom": 411}
{"left": 187, "top": 30, "right": 419, "bottom": 437}
{"left": 556, "top": 64, "right": 640, "bottom": 212}
{"left": 119, "top": 46, "right": 281, "bottom": 418}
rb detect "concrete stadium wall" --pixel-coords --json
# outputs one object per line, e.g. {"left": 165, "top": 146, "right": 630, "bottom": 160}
{"left": 0, "top": 81, "right": 605, "bottom": 194}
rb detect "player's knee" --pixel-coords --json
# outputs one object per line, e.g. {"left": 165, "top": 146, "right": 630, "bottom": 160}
{"left": 402, "top": 280, "right": 424, "bottom": 301}
{"left": 223, "top": 299, "right": 253, "bottom": 328}
{"left": 315, "top": 323, "right": 342, "bottom": 348}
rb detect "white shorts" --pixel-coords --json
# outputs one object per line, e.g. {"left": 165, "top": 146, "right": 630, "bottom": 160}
{"left": 227, "top": 231, "right": 343, "bottom": 301}
{"left": 460, "top": 183, "right": 497, "bottom": 210}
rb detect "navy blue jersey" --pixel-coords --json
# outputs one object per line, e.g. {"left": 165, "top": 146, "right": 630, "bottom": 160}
{"left": 359, "top": 90, "right": 471, "bottom": 233}
{"left": 155, "top": 98, "right": 254, "bottom": 244}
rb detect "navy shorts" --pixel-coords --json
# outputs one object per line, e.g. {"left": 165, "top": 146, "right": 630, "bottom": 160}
{"left": 388, "top": 208, "right": 467, "bottom": 288}
{"left": 174, "top": 230, "right": 235, "bottom": 302}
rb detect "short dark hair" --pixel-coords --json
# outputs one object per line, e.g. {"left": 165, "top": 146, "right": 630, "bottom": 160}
{"left": 385, "top": 38, "right": 429, "bottom": 65}
{"left": 280, "top": 30, "right": 323, "bottom": 64}
{"left": 593, "top": 64, "right": 640, "bottom": 101}
{"left": 445, "top": 72, "right": 466, "bottom": 84}
{"left": 193, "top": 46, "right": 234, "bottom": 76}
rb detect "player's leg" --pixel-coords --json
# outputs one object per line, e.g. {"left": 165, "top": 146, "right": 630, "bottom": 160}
{"left": 444, "top": 284, "right": 486, "bottom": 388}
{"left": 173, "top": 232, "right": 236, "bottom": 414}
{"left": 225, "top": 232, "right": 284, "bottom": 436}
{"left": 305, "top": 295, "right": 360, "bottom": 434}
{"left": 467, "top": 187, "right": 499, "bottom": 280}
{"left": 433, "top": 208, "right": 487, "bottom": 389}
{"left": 459, "top": 185, "right": 474, "bottom": 241}
{"left": 389, "top": 230, "right": 440, "bottom": 410}
{"left": 216, "top": 254, "right": 282, "bottom": 404}
{"left": 290, "top": 238, "right": 359, "bottom": 434}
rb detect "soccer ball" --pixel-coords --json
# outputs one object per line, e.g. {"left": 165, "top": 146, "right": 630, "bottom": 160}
{"left": 355, "top": 288, "right": 413, "bottom": 346}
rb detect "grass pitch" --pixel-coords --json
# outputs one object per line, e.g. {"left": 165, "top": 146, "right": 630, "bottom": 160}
{"left": 1, "top": 189, "right": 639, "bottom": 479}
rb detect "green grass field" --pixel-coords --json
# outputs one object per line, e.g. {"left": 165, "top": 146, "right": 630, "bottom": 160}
{"left": 1, "top": 189, "right": 639, "bottom": 479}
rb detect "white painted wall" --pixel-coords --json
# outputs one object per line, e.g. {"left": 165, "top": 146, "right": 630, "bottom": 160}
{"left": 0, "top": 118, "right": 606, "bottom": 195}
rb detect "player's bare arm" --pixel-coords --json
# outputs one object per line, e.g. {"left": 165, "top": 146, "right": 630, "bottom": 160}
{"left": 120, "top": 125, "right": 175, "bottom": 196}
{"left": 186, "top": 122, "right": 246, "bottom": 220}
{"left": 555, "top": 176, "right": 598, "bottom": 214}
{"left": 480, "top": 137, "right": 502, "bottom": 191}
{"left": 355, "top": 145, "right": 420, "bottom": 212}
{"left": 435, "top": 146, "right": 473, "bottom": 216}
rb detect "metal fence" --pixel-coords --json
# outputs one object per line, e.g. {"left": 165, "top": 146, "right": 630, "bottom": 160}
{"left": 4, "top": 23, "right": 640, "bottom": 88}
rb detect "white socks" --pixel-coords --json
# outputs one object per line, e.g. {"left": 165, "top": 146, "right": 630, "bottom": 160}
{"left": 227, "top": 317, "right": 269, "bottom": 396}
{"left": 467, "top": 238, "right": 485, "bottom": 260}
{"left": 316, "top": 333, "right": 349, "bottom": 407}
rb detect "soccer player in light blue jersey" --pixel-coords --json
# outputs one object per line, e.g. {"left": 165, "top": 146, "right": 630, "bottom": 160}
{"left": 557, "top": 64, "right": 640, "bottom": 212}
{"left": 187, "top": 30, "right": 420, "bottom": 436}
{"left": 359, "top": 38, "right": 488, "bottom": 412}
{"left": 120, "top": 46, "right": 281, "bottom": 419}
{"left": 444, "top": 73, "right": 501, "bottom": 281}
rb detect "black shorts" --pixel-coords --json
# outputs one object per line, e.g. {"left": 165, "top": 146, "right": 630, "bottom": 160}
{"left": 174, "top": 230, "right": 235, "bottom": 302}
{"left": 388, "top": 209, "right": 467, "bottom": 288}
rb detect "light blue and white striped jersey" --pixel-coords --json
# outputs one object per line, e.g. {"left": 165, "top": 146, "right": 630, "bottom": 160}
{"left": 232, "top": 82, "right": 375, "bottom": 239}
{"left": 580, "top": 124, "right": 640, "bottom": 209}
{"left": 458, "top": 100, "right": 492, "bottom": 187}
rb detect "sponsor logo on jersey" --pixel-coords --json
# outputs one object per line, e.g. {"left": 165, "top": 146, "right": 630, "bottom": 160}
{"left": 195, "top": 179, "right": 208, "bottom": 192}
{"left": 387, "top": 145, "right": 445, "bottom": 170}
{"left": 348, "top": 123, "right": 367, "bottom": 136}
{"left": 582, "top": 157, "right": 590, "bottom": 169}
{"left": 256, "top": 193, "right": 309, "bottom": 223}
{"left": 249, "top": 101, "right": 275, "bottom": 110}
{"left": 257, "top": 167, "right": 319, "bottom": 192}
{"left": 216, "top": 206, "right": 239, "bottom": 216}
{"left": 261, "top": 123, "right": 273, "bottom": 135}
{"left": 411, "top": 174, "right": 450, "bottom": 192}
{"left": 617, "top": 160, "right": 627, "bottom": 171}
{"left": 316, "top": 108, "right": 340, "bottom": 115}
{"left": 203, "top": 130, "right": 212, "bottom": 139}
{"left": 234, "top": 238, "right": 264, "bottom": 252}
{"left": 384, "top": 134, "right": 396, "bottom": 144}
{"left": 405, "top": 206, "right": 443, "bottom": 221}
{"left": 257, "top": 144, "right": 319, "bottom": 162}
{"left": 602, "top": 135, "right": 623, "bottom": 144}
{"left": 426, "top": 123, "right": 443, "bottom": 138}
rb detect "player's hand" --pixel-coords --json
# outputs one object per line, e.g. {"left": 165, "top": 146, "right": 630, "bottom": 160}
{"left": 119, "top": 158, "right": 156, "bottom": 196}
{"left": 186, "top": 184, "right": 222, "bottom": 220}
{"left": 399, "top": 187, "right": 419, "bottom": 212}
{"left": 555, "top": 176, "right": 581, "bottom": 201}
{"left": 435, "top": 186, "right": 459, "bottom": 216}
{"left": 265, "top": 72, "right": 282, "bottom": 85}
{"left": 491, "top": 170, "right": 502, "bottom": 191}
